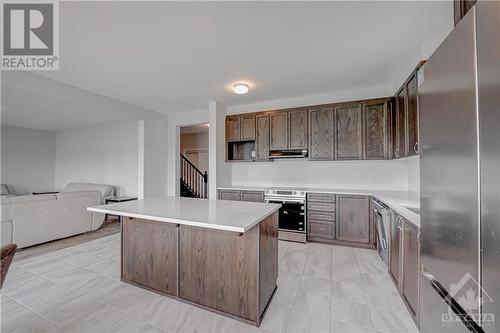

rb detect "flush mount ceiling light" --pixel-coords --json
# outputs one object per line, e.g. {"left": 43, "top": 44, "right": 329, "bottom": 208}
{"left": 233, "top": 83, "right": 249, "bottom": 95}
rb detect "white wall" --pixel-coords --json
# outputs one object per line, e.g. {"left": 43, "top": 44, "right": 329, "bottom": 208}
{"left": 181, "top": 132, "right": 209, "bottom": 173}
{"left": 1, "top": 125, "right": 56, "bottom": 195}
{"left": 231, "top": 159, "right": 409, "bottom": 191}
{"left": 407, "top": 156, "right": 420, "bottom": 194}
{"left": 55, "top": 121, "right": 140, "bottom": 196}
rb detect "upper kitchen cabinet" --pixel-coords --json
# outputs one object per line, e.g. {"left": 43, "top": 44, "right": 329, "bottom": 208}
{"left": 269, "top": 108, "right": 308, "bottom": 152}
{"left": 226, "top": 116, "right": 241, "bottom": 142}
{"left": 240, "top": 114, "right": 256, "bottom": 141}
{"left": 393, "top": 87, "right": 406, "bottom": 159}
{"left": 392, "top": 61, "right": 424, "bottom": 159}
{"left": 255, "top": 114, "right": 270, "bottom": 160}
{"left": 308, "top": 106, "right": 334, "bottom": 160}
{"left": 406, "top": 73, "right": 419, "bottom": 156}
{"left": 363, "top": 99, "right": 390, "bottom": 159}
{"left": 225, "top": 114, "right": 256, "bottom": 161}
{"left": 288, "top": 109, "right": 308, "bottom": 149}
{"left": 335, "top": 103, "right": 363, "bottom": 160}
{"left": 269, "top": 111, "right": 288, "bottom": 150}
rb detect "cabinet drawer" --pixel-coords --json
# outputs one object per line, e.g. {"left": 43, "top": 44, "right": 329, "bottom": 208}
{"left": 218, "top": 190, "right": 241, "bottom": 201}
{"left": 307, "top": 210, "right": 335, "bottom": 222}
{"left": 308, "top": 220, "right": 335, "bottom": 240}
{"left": 307, "top": 193, "right": 335, "bottom": 203}
{"left": 307, "top": 201, "right": 336, "bottom": 212}
{"left": 241, "top": 190, "right": 264, "bottom": 203}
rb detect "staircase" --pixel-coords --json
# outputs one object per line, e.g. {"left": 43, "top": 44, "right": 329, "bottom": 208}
{"left": 180, "top": 154, "right": 208, "bottom": 199}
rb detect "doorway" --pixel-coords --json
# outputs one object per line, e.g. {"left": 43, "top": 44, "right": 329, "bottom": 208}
{"left": 179, "top": 123, "right": 209, "bottom": 198}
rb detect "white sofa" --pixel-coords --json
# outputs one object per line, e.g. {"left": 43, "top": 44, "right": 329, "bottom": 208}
{"left": 1, "top": 183, "right": 115, "bottom": 248}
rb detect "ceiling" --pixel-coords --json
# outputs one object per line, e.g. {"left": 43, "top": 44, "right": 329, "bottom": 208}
{"left": 2, "top": 1, "right": 453, "bottom": 130}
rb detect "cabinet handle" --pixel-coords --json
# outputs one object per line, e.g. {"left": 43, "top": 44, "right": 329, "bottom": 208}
{"left": 417, "top": 230, "right": 421, "bottom": 247}
{"left": 414, "top": 142, "right": 418, "bottom": 154}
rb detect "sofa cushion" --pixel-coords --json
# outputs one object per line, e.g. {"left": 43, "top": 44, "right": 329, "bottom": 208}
{"left": 62, "top": 183, "right": 115, "bottom": 198}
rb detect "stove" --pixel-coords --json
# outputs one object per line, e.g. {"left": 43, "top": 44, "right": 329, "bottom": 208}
{"left": 264, "top": 187, "right": 307, "bottom": 243}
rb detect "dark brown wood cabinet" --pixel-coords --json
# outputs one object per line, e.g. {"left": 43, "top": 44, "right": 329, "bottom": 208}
{"left": 308, "top": 106, "right": 334, "bottom": 160}
{"left": 218, "top": 189, "right": 241, "bottom": 201}
{"left": 393, "top": 62, "right": 424, "bottom": 159}
{"left": 307, "top": 193, "right": 336, "bottom": 243}
{"left": 288, "top": 109, "right": 308, "bottom": 149}
{"left": 335, "top": 103, "right": 363, "bottom": 160}
{"left": 393, "top": 88, "right": 406, "bottom": 159}
{"left": 363, "top": 100, "right": 389, "bottom": 159}
{"left": 402, "top": 220, "right": 420, "bottom": 322}
{"left": 218, "top": 189, "right": 265, "bottom": 203}
{"left": 122, "top": 217, "right": 178, "bottom": 296}
{"left": 269, "top": 112, "right": 288, "bottom": 150}
{"left": 406, "top": 74, "right": 419, "bottom": 156}
{"left": 240, "top": 114, "right": 256, "bottom": 141}
{"left": 336, "top": 195, "right": 370, "bottom": 243}
{"left": 255, "top": 114, "right": 270, "bottom": 160}
{"left": 389, "top": 213, "right": 402, "bottom": 288}
{"left": 226, "top": 116, "right": 241, "bottom": 142}
{"left": 241, "top": 190, "right": 265, "bottom": 203}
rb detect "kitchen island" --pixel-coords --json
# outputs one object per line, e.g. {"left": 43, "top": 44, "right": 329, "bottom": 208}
{"left": 88, "top": 197, "right": 281, "bottom": 326}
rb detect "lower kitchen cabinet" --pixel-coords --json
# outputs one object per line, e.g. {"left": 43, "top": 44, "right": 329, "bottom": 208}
{"left": 241, "top": 190, "right": 264, "bottom": 203}
{"left": 388, "top": 211, "right": 420, "bottom": 327}
{"left": 218, "top": 189, "right": 264, "bottom": 203}
{"left": 389, "top": 212, "right": 402, "bottom": 288}
{"left": 336, "top": 195, "right": 371, "bottom": 244}
{"left": 402, "top": 219, "right": 420, "bottom": 323}
{"left": 218, "top": 189, "right": 242, "bottom": 201}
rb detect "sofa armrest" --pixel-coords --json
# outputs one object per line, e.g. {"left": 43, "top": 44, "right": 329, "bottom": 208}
{"left": 1, "top": 220, "right": 13, "bottom": 246}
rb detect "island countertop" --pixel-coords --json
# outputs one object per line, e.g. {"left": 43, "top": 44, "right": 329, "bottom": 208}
{"left": 87, "top": 196, "right": 281, "bottom": 233}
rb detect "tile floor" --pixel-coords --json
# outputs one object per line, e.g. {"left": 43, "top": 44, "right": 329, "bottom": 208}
{"left": 1, "top": 234, "right": 419, "bottom": 333}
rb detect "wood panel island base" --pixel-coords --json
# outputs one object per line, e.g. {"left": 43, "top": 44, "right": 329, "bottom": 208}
{"left": 88, "top": 197, "right": 280, "bottom": 327}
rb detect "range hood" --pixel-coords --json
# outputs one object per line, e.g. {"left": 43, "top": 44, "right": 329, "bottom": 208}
{"left": 269, "top": 149, "right": 308, "bottom": 159}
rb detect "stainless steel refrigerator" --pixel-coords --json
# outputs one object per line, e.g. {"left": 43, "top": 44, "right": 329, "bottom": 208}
{"left": 419, "top": 2, "right": 499, "bottom": 333}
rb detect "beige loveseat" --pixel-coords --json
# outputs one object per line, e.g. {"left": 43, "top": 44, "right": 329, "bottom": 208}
{"left": 1, "top": 183, "right": 115, "bottom": 248}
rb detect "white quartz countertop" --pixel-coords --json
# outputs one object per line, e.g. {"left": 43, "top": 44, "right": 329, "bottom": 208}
{"left": 218, "top": 186, "right": 420, "bottom": 227}
{"left": 88, "top": 197, "right": 281, "bottom": 233}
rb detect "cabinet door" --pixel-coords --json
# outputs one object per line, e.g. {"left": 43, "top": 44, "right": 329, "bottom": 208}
{"left": 336, "top": 195, "right": 370, "bottom": 243}
{"left": 218, "top": 190, "right": 241, "bottom": 201}
{"left": 363, "top": 101, "right": 388, "bottom": 159}
{"left": 406, "top": 74, "right": 419, "bottom": 156}
{"left": 389, "top": 214, "right": 401, "bottom": 288}
{"left": 269, "top": 112, "right": 288, "bottom": 150}
{"left": 402, "top": 220, "right": 420, "bottom": 319}
{"left": 335, "top": 103, "right": 363, "bottom": 160}
{"left": 226, "top": 116, "right": 241, "bottom": 142}
{"left": 288, "top": 109, "right": 308, "bottom": 149}
{"left": 241, "top": 190, "right": 264, "bottom": 203}
{"left": 255, "top": 114, "right": 270, "bottom": 160}
{"left": 308, "top": 106, "right": 334, "bottom": 159}
{"left": 241, "top": 114, "right": 256, "bottom": 141}
{"left": 394, "top": 88, "right": 407, "bottom": 158}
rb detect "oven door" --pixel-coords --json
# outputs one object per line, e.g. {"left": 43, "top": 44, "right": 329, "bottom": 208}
{"left": 266, "top": 199, "right": 305, "bottom": 233}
